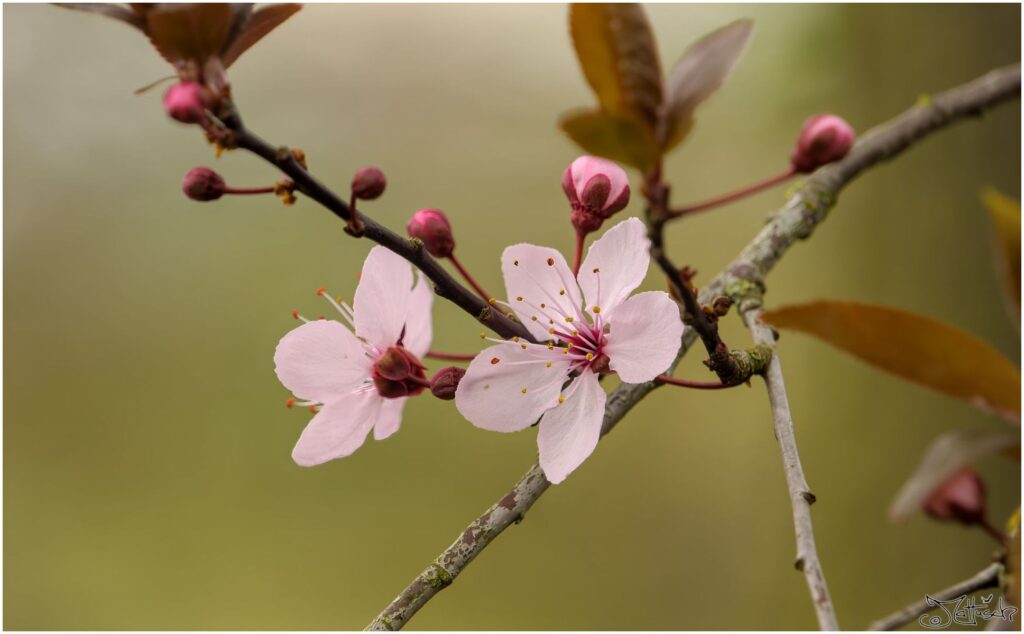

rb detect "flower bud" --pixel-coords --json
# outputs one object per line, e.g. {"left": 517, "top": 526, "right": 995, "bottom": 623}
{"left": 182, "top": 167, "right": 226, "bottom": 201}
{"left": 923, "top": 468, "right": 987, "bottom": 526}
{"left": 430, "top": 366, "right": 465, "bottom": 400}
{"left": 790, "top": 114, "right": 855, "bottom": 173}
{"left": 562, "top": 155, "right": 630, "bottom": 230}
{"left": 163, "top": 81, "right": 207, "bottom": 124}
{"left": 406, "top": 208, "right": 455, "bottom": 258}
{"left": 351, "top": 167, "right": 387, "bottom": 201}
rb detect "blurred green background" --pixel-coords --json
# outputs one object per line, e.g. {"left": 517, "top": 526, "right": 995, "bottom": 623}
{"left": 4, "top": 3, "right": 1021, "bottom": 630}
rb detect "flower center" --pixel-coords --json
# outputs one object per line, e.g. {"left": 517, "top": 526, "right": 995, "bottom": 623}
{"left": 371, "top": 346, "right": 429, "bottom": 399}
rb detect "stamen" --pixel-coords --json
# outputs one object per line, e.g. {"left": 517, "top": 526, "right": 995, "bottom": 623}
{"left": 286, "top": 398, "right": 296, "bottom": 408}
{"left": 292, "top": 310, "right": 310, "bottom": 323}
{"left": 491, "top": 357, "right": 500, "bottom": 364}
{"left": 521, "top": 387, "right": 527, "bottom": 394}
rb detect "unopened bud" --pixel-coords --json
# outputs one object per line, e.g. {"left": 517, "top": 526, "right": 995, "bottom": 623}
{"left": 351, "top": 167, "right": 387, "bottom": 200}
{"left": 563, "top": 156, "right": 630, "bottom": 233}
{"left": 163, "top": 81, "right": 207, "bottom": 124}
{"left": 790, "top": 114, "right": 855, "bottom": 173}
{"left": 407, "top": 208, "right": 455, "bottom": 258}
{"left": 182, "top": 167, "right": 226, "bottom": 201}
{"left": 923, "top": 468, "right": 987, "bottom": 526}
{"left": 430, "top": 366, "right": 465, "bottom": 400}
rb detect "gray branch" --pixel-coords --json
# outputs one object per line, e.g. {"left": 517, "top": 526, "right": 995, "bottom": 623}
{"left": 365, "top": 63, "right": 1020, "bottom": 631}
{"left": 743, "top": 307, "right": 838, "bottom": 629}
{"left": 868, "top": 563, "right": 1003, "bottom": 630}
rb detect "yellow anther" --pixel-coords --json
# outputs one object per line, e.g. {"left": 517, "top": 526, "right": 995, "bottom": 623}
{"left": 549, "top": 328, "right": 556, "bottom": 334}
{"left": 559, "top": 289, "right": 566, "bottom": 296}
{"left": 479, "top": 332, "right": 486, "bottom": 339}
{"left": 558, "top": 395, "right": 566, "bottom": 404}
{"left": 531, "top": 316, "right": 538, "bottom": 321}
{"left": 540, "top": 303, "right": 546, "bottom": 308}
{"left": 592, "top": 306, "right": 601, "bottom": 314}
{"left": 513, "top": 259, "right": 519, "bottom": 266}
{"left": 572, "top": 329, "right": 578, "bottom": 336}
{"left": 585, "top": 352, "right": 594, "bottom": 360}
{"left": 546, "top": 362, "right": 553, "bottom": 368}
{"left": 488, "top": 297, "right": 496, "bottom": 304}
{"left": 521, "top": 387, "right": 528, "bottom": 394}
{"left": 546, "top": 342, "right": 554, "bottom": 349}
{"left": 593, "top": 267, "right": 600, "bottom": 273}
{"left": 513, "top": 336, "right": 520, "bottom": 342}
{"left": 565, "top": 317, "right": 574, "bottom": 323}
{"left": 520, "top": 344, "right": 527, "bottom": 350}
{"left": 516, "top": 296, "right": 523, "bottom": 302}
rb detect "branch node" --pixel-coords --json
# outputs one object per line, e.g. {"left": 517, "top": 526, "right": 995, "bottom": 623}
{"left": 800, "top": 490, "right": 818, "bottom": 505}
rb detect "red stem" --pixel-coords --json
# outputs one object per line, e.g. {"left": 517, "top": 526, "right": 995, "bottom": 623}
{"left": 572, "top": 229, "right": 585, "bottom": 276}
{"left": 667, "top": 167, "right": 797, "bottom": 218}
{"left": 655, "top": 374, "right": 740, "bottom": 390}
{"left": 426, "top": 350, "right": 476, "bottom": 362}
{"left": 979, "top": 517, "right": 1008, "bottom": 545}
{"left": 448, "top": 254, "right": 492, "bottom": 303}
{"left": 224, "top": 185, "right": 276, "bottom": 195}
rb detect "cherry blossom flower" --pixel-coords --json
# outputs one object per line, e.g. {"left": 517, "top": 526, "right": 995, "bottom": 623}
{"left": 455, "top": 217, "right": 684, "bottom": 483}
{"left": 274, "top": 246, "right": 433, "bottom": 466}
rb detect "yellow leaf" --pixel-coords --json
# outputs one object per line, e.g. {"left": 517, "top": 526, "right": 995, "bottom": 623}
{"left": 559, "top": 108, "right": 660, "bottom": 172}
{"left": 1005, "top": 508, "right": 1021, "bottom": 610}
{"left": 762, "top": 301, "right": 1021, "bottom": 423}
{"left": 981, "top": 188, "right": 1021, "bottom": 321}
{"left": 659, "top": 19, "right": 753, "bottom": 151}
{"left": 569, "top": 3, "right": 663, "bottom": 130}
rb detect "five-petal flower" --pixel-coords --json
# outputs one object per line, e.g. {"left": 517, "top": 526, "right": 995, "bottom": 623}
{"left": 455, "top": 217, "right": 684, "bottom": 483}
{"left": 274, "top": 246, "right": 433, "bottom": 466}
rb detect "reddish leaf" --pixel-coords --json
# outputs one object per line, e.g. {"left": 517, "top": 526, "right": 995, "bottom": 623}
{"left": 889, "top": 430, "right": 1017, "bottom": 522}
{"left": 559, "top": 108, "right": 660, "bottom": 172}
{"left": 762, "top": 301, "right": 1021, "bottom": 423}
{"left": 54, "top": 3, "right": 145, "bottom": 30}
{"left": 222, "top": 3, "right": 302, "bottom": 68}
{"left": 144, "top": 3, "right": 235, "bottom": 65}
{"left": 659, "top": 19, "right": 752, "bottom": 151}
{"left": 569, "top": 3, "right": 663, "bottom": 130}
{"left": 981, "top": 188, "right": 1021, "bottom": 321}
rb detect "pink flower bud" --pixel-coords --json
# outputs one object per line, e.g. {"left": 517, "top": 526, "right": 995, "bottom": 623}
{"left": 562, "top": 156, "right": 630, "bottom": 234}
{"left": 182, "top": 167, "right": 226, "bottom": 202}
{"left": 406, "top": 208, "right": 455, "bottom": 258}
{"left": 430, "top": 366, "right": 465, "bottom": 400}
{"left": 923, "top": 468, "right": 987, "bottom": 526}
{"left": 790, "top": 114, "right": 855, "bottom": 173}
{"left": 351, "top": 167, "right": 387, "bottom": 201}
{"left": 163, "top": 82, "right": 208, "bottom": 124}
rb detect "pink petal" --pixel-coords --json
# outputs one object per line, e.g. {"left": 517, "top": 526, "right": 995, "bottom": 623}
{"left": 354, "top": 246, "right": 414, "bottom": 349}
{"left": 604, "top": 291, "right": 685, "bottom": 383}
{"left": 403, "top": 271, "right": 433, "bottom": 359}
{"left": 578, "top": 217, "right": 650, "bottom": 318}
{"left": 291, "top": 391, "right": 382, "bottom": 466}
{"left": 501, "top": 243, "right": 583, "bottom": 342}
{"left": 373, "top": 398, "right": 407, "bottom": 441}
{"left": 537, "top": 371, "right": 606, "bottom": 484}
{"left": 274, "top": 319, "right": 371, "bottom": 403}
{"left": 570, "top": 156, "right": 629, "bottom": 211}
{"left": 455, "top": 343, "right": 571, "bottom": 432}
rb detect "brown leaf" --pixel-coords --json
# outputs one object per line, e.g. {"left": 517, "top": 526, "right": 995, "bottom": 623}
{"left": 559, "top": 108, "right": 660, "bottom": 172}
{"left": 982, "top": 188, "right": 1021, "bottom": 321}
{"left": 54, "top": 3, "right": 145, "bottom": 30}
{"left": 569, "top": 3, "right": 663, "bottom": 130}
{"left": 888, "top": 430, "right": 1018, "bottom": 522}
{"left": 144, "top": 3, "right": 235, "bottom": 66}
{"left": 222, "top": 3, "right": 302, "bottom": 68}
{"left": 659, "top": 19, "right": 753, "bottom": 151}
{"left": 762, "top": 301, "right": 1021, "bottom": 423}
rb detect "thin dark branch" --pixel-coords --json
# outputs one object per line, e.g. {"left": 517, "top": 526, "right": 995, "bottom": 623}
{"left": 868, "top": 563, "right": 1003, "bottom": 631}
{"left": 364, "top": 63, "right": 1020, "bottom": 631}
{"left": 221, "top": 110, "right": 532, "bottom": 342}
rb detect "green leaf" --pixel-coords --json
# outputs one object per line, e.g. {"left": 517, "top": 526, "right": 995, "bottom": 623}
{"left": 888, "top": 430, "right": 1018, "bottom": 522}
{"left": 982, "top": 188, "right": 1021, "bottom": 321}
{"left": 659, "top": 19, "right": 753, "bottom": 151}
{"left": 568, "top": 3, "right": 663, "bottom": 130}
{"left": 559, "top": 108, "right": 660, "bottom": 172}
{"left": 762, "top": 300, "right": 1021, "bottom": 423}
{"left": 222, "top": 3, "right": 302, "bottom": 68}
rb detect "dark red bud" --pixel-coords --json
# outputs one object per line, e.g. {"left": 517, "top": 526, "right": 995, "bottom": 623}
{"left": 406, "top": 208, "right": 455, "bottom": 258}
{"left": 373, "top": 346, "right": 413, "bottom": 381}
{"left": 351, "top": 167, "right": 387, "bottom": 200}
{"left": 182, "top": 167, "right": 226, "bottom": 202}
{"left": 923, "top": 468, "right": 987, "bottom": 526}
{"left": 430, "top": 366, "right": 465, "bottom": 400}
{"left": 163, "top": 81, "right": 207, "bottom": 125}
{"left": 580, "top": 174, "right": 611, "bottom": 213}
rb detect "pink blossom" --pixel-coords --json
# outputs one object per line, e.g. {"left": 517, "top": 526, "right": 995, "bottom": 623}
{"left": 455, "top": 217, "right": 683, "bottom": 483}
{"left": 274, "top": 246, "right": 433, "bottom": 466}
{"left": 163, "top": 81, "right": 207, "bottom": 124}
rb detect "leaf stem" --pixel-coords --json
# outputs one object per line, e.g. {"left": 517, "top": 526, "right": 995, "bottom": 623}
{"left": 572, "top": 229, "right": 585, "bottom": 276}
{"left": 655, "top": 374, "right": 739, "bottom": 389}
{"left": 224, "top": 185, "right": 276, "bottom": 195}
{"left": 667, "top": 167, "right": 796, "bottom": 218}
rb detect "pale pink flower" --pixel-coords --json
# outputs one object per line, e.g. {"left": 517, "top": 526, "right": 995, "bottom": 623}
{"left": 274, "top": 246, "right": 433, "bottom": 466}
{"left": 562, "top": 156, "right": 631, "bottom": 234}
{"left": 455, "top": 217, "right": 683, "bottom": 483}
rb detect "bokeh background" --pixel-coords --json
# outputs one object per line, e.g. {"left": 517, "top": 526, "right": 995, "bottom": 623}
{"left": 4, "top": 3, "right": 1021, "bottom": 630}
